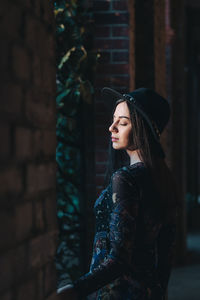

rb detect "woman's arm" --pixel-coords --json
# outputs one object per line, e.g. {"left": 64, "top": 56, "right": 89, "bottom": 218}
{"left": 71, "top": 168, "right": 140, "bottom": 298}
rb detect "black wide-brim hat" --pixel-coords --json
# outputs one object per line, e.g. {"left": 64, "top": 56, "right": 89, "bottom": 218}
{"left": 101, "top": 87, "right": 171, "bottom": 158}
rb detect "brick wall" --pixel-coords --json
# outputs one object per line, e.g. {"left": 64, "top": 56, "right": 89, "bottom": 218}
{"left": 93, "top": 0, "right": 130, "bottom": 197}
{"left": 0, "top": 1, "right": 59, "bottom": 299}
{"left": 93, "top": 0, "right": 168, "bottom": 196}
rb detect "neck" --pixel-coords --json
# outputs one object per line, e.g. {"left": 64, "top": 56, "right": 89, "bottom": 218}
{"left": 126, "top": 149, "right": 142, "bottom": 165}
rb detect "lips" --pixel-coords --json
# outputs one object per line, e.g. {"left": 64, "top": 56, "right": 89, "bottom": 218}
{"left": 111, "top": 137, "right": 118, "bottom": 141}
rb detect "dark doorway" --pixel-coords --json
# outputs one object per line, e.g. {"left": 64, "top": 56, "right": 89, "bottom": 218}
{"left": 186, "top": 6, "right": 200, "bottom": 260}
{"left": 186, "top": 7, "right": 200, "bottom": 233}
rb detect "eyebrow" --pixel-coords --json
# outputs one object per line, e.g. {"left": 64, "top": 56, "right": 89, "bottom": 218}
{"left": 113, "top": 115, "right": 130, "bottom": 120}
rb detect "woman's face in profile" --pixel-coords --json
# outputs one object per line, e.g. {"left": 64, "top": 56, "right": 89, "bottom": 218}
{"left": 109, "top": 101, "right": 133, "bottom": 150}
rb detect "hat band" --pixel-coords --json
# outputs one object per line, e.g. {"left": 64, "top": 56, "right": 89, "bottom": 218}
{"left": 122, "top": 93, "right": 161, "bottom": 140}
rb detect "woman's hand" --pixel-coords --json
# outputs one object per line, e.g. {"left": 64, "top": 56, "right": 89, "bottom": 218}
{"left": 57, "top": 284, "right": 78, "bottom": 300}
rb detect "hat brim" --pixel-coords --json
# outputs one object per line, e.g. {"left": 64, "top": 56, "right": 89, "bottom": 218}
{"left": 101, "top": 87, "right": 166, "bottom": 159}
{"left": 101, "top": 87, "right": 160, "bottom": 141}
{"left": 101, "top": 87, "right": 124, "bottom": 108}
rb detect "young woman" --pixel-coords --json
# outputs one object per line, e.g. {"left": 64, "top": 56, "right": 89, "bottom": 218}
{"left": 57, "top": 87, "right": 180, "bottom": 300}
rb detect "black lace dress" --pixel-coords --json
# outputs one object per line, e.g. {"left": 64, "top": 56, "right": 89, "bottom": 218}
{"left": 73, "top": 162, "right": 177, "bottom": 300}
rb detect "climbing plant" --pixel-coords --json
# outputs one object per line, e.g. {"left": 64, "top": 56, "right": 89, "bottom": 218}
{"left": 53, "top": 0, "right": 98, "bottom": 288}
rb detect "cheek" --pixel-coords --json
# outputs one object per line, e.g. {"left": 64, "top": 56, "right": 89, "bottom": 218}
{"left": 128, "top": 129, "right": 134, "bottom": 145}
{"left": 122, "top": 127, "right": 132, "bottom": 142}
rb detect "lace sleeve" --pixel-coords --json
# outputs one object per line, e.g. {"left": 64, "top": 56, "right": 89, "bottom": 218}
{"left": 72, "top": 168, "right": 140, "bottom": 298}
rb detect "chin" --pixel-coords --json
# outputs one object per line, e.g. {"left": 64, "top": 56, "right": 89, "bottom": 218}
{"left": 112, "top": 143, "right": 127, "bottom": 150}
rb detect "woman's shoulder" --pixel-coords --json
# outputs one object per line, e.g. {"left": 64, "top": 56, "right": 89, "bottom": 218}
{"left": 113, "top": 162, "right": 147, "bottom": 179}
{"left": 111, "top": 162, "right": 147, "bottom": 188}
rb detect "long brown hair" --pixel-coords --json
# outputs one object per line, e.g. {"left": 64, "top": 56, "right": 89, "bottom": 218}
{"left": 104, "top": 99, "right": 180, "bottom": 224}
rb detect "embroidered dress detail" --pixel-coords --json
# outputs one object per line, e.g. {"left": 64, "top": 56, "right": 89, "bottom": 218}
{"left": 73, "top": 163, "right": 176, "bottom": 300}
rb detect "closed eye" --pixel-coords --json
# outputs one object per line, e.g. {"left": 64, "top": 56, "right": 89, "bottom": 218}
{"left": 111, "top": 121, "right": 128, "bottom": 126}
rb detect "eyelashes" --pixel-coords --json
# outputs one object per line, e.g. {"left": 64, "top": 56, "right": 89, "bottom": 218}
{"left": 111, "top": 121, "right": 128, "bottom": 126}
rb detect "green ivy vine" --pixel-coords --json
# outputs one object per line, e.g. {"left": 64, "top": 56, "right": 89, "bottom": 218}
{"left": 53, "top": 0, "right": 98, "bottom": 288}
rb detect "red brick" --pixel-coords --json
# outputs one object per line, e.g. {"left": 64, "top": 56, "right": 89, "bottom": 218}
{"left": 14, "top": 244, "right": 28, "bottom": 280}
{"left": 25, "top": 89, "right": 56, "bottom": 128}
{"left": 37, "top": 26, "right": 50, "bottom": 60}
{"left": 46, "top": 32, "right": 56, "bottom": 59}
{"left": 34, "top": 200, "right": 45, "bottom": 232}
{"left": 94, "top": 12, "right": 128, "bottom": 24}
{"left": 44, "top": 193, "right": 58, "bottom": 231}
{"left": 0, "top": 251, "right": 14, "bottom": 292}
{"left": 0, "top": 124, "right": 10, "bottom": 159}
{"left": 41, "top": 60, "right": 56, "bottom": 94}
{"left": 32, "top": 55, "right": 42, "bottom": 88}
{"left": 43, "top": 1, "right": 55, "bottom": 24}
{"left": 17, "top": 279, "right": 36, "bottom": 300}
{"left": 94, "top": 38, "right": 129, "bottom": 50}
{"left": 110, "top": 75, "right": 129, "bottom": 86}
{"left": 34, "top": 0, "right": 43, "bottom": 18}
{"left": 95, "top": 26, "right": 111, "bottom": 38}
{"left": 15, "top": 127, "right": 32, "bottom": 159}
{"left": 112, "top": 51, "right": 129, "bottom": 62}
{"left": 0, "top": 3, "right": 22, "bottom": 39}
{"left": 0, "top": 43, "right": 9, "bottom": 77}
{"left": 95, "top": 74, "right": 129, "bottom": 88}
{"left": 97, "top": 63, "right": 129, "bottom": 75}
{"left": 112, "top": 26, "right": 129, "bottom": 37}
{"left": 32, "top": 130, "right": 43, "bottom": 157}
{"left": 46, "top": 291, "right": 58, "bottom": 300}
{"left": 26, "top": 162, "right": 56, "bottom": 194}
{"left": 109, "top": 87, "right": 127, "bottom": 95}
{"left": 32, "top": 129, "right": 57, "bottom": 158}
{"left": 0, "top": 210, "right": 15, "bottom": 249}
{"left": 0, "top": 167, "right": 23, "bottom": 194}
{"left": 14, "top": 0, "right": 31, "bottom": 8}
{"left": 15, "top": 201, "right": 33, "bottom": 241}
{"left": 12, "top": 45, "right": 31, "bottom": 81}
{"left": 94, "top": 76, "right": 112, "bottom": 87}
{"left": 44, "top": 262, "right": 57, "bottom": 296}
{"left": 29, "top": 232, "right": 58, "bottom": 269}
{"left": 0, "top": 2, "right": 58, "bottom": 300}
{"left": 0, "top": 83, "right": 23, "bottom": 116}
{"left": 112, "top": 39, "right": 129, "bottom": 49}
{"left": 36, "top": 270, "right": 44, "bottom": 300}
{"left": 98, "top": 51, "right": 111, "bottom": 63}
{"left": 25, "top": 16, "right": 40, "bottom": 51}
{"left": 42, "top": 130, "right": 57, "bottom": 156}
{"left": 112, "top": 0, "right": 128, "bottom": 10}
{"left": 0, "top": 291, "right": 12, "bottom": 300}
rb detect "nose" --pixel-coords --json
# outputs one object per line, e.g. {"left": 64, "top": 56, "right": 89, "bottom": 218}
{"left": 109, "top": 121, "right": 118, "bottom": 133}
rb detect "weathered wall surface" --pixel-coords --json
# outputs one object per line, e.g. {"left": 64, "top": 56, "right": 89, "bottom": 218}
{"left": 0, "top": 1, "right": 58, "bottom": 299}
